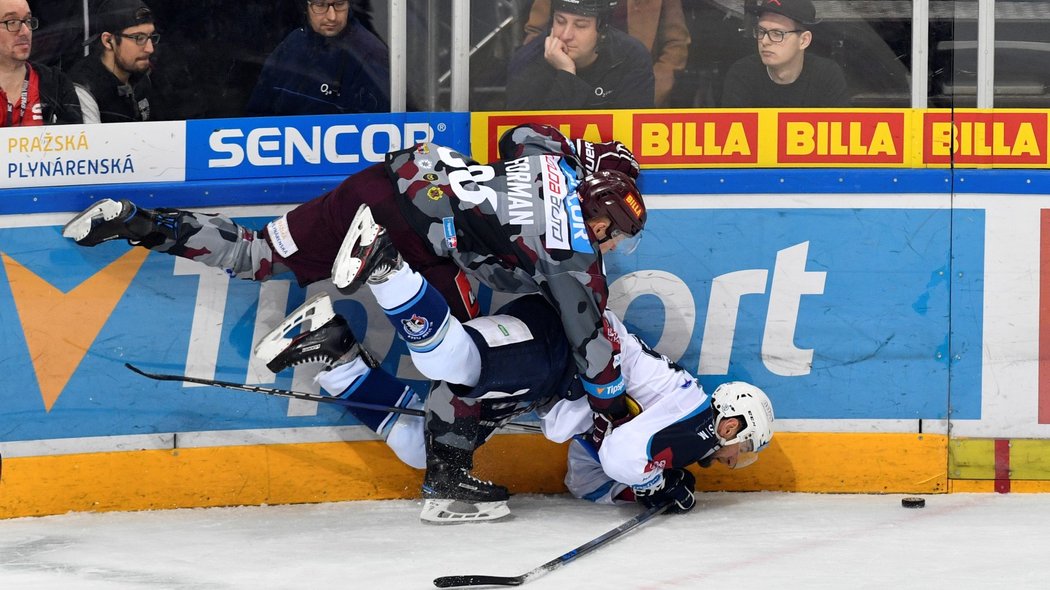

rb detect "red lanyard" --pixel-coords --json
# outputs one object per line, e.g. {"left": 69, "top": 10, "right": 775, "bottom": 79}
{"left": 4, "top": 65, "right": 30, "bottom": 127}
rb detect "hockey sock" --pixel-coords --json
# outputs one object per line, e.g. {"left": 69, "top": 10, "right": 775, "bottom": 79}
{"left": 370, "top": 267, "right": 482, "bottom": 386}
{"left": 366, "top": 263, "right": 421, "bottom": 309}
{"left": 316, "top": 357, "right": 420, "bottom": 435}
{"left": 373, "top": 268, "right": 451, "bottom": 350}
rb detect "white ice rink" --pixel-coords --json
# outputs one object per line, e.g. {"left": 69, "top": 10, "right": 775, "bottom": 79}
{"left": 1, "top": 491, "right": 1048, "bottom": 590}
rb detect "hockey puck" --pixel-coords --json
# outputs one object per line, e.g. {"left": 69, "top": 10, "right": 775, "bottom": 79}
{"left": 901, "top": 497, "right": 925, "bottom": 509}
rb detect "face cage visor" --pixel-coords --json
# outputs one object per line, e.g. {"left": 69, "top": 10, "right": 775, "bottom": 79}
{"left": 600, "top": 228, "right": 643, "bottom": 255}
{"left": 720, "top": 425, "right": 760, "bottom": 469}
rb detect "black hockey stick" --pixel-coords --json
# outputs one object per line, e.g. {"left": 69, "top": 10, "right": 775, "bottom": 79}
{"left": 124, "top": 363, "right": 541, "bottom": 433}
{"left": 433, "top": 500, "right": 673, "bottom": 588}
{"left": 125, "top": 362, "right": 426, "bottom": 416}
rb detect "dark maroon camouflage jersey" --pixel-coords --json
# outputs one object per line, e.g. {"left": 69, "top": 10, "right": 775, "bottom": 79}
{"left": 384, "top": 124, "right": 624, "bottom": 395}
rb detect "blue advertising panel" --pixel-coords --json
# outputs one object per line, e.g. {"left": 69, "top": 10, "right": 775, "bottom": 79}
{"left": 0, "top": 199, "right": 984, "bottom": 444}
{"left": 608, "top": 206, "right": 984, "bottom": 421}
{"left": 185, "top": 112, "right": 471, "bottom": 181}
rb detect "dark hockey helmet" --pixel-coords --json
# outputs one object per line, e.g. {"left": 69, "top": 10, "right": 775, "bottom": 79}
{"left": 552, "top": 0, "right": 619, "bottom": 18}
{"left": 578, "top": 169, "right": 647, "bottom": 237}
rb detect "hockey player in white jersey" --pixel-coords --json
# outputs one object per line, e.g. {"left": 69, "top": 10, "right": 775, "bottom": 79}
{"left": 257, "top": 257, "right": 774, "bottom": 522}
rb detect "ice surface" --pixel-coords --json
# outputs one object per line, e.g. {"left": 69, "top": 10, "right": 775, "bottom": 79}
{"left": 1, "top": 492, "right": 1048, "bottom": 589}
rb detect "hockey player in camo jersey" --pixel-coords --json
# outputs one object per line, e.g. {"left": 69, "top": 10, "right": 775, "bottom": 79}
{"left": 343, "top": 123, "right": 649, "bottom": 442}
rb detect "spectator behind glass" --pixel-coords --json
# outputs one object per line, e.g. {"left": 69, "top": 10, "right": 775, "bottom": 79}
{"left": 69, "top": 0, "right": 161, "bottom": 124}
{"left": 0, "top": 0, "right": 81, "bottom": 125}
{"left": 507, "top": 0, "right": 654, "bottom": 111}
{"left": 720, "top": 0, "right": 848, "bottom": 107}
{"left": 522, "top": 0, "right": 688, "bottom": 108}
{"left": 244, "top": 0, "right": 390, "bottom": 116}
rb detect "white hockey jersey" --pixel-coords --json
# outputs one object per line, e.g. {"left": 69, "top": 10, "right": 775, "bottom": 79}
{"left": 541, "top": 311, "right": 716, "bottom": 504}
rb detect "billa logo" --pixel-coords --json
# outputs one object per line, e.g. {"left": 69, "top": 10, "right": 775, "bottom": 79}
{"left": 487, "top": 114, "right": 614, "bottom": 161}
{"left": 924, "top": 112, "right": 1047, "bottom": 165}
{"left": 777, "top": 112, "right": 905, "bottom": 164}
{"left": 625, "top": 193, "right": 643, "bottom": 217}
{"left": 632, "top": 112, "right": 758, "bottom": 165}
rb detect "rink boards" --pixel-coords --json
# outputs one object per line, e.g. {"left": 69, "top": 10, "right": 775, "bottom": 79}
{"left": 2, "top": 111, "right": 1050, "bottom": 517}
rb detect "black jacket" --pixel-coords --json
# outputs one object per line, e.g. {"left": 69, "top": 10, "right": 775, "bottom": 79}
{"left": 5, "top": 62, "right": 83, "bottom": 125}
{"left": 68, "top": 56, "right": 157, "bottom": 123}
{"left": 244, "top": 18, "right": 390, "bottom": 116}
{"left": 506, "top": 27, "right": 655, "bottom": 111}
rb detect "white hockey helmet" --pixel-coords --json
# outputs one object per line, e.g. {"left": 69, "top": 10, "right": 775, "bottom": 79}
{"left": 711, "top": 381, "right": 775, "bottom": 468}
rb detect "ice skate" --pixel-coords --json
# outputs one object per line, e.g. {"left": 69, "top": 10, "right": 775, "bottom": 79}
{"left": 331, "top": 204, "right": 404, "bottom": 293}
{"left": 419, "top": 457, "right": 511, "bottom": 524}
{"left": 62, "top": 198, "right": 145, "bottom": 246}
{"left": 254, "top": 293, "right": 375, "bottom": 373}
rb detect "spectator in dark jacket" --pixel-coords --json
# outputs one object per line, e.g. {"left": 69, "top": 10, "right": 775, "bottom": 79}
{"left": 0, "top": 0, "right": 81, "bottom": 126}
{"left": 506, "top": 0, "right": 654, "bottom": 111}
{"left": 244, "top": 0, "right": 389, "bottom": 116}
{"left": 69, "top": 0, "right": 162, "bottom": 124}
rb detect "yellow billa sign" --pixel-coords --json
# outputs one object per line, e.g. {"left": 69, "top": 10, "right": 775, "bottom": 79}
{"left": 471, "top": 108, "right": 1050, "bottom": 169}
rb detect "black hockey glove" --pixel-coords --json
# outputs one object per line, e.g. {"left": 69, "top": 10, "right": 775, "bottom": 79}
{"left": 590, "top": 394, "right": 641, "bottom": 450}
{"left": 635, "top": 468, "right": 696, "bottom": 514}
{"left": 573, "top": 139, "right": 641, "bottom": 179}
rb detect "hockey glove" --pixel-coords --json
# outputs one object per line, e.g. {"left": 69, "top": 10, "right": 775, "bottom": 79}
{"left": 635, "top": 468, "right": 696, "bottom": 514}
{"left": 589, "top": 393, "right": 641, "bottom": 450}
{"left": 573, "top": 139, "right": 641, "bottom": 179}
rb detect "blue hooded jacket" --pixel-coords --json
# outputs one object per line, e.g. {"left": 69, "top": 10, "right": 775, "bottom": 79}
{"left": 245, "top": 15, "right": 390, "bottom": 116}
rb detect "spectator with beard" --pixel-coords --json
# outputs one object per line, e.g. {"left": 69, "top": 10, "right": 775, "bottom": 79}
{"left": 69, "top": 0, "right": 162, "bottom": 123}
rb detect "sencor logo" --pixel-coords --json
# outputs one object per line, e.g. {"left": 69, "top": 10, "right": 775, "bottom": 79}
{"left": 207, "top": 123, "right": 434, "bottom": 168}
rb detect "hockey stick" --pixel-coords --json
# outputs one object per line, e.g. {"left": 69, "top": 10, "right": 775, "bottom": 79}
{"left": 124, "top": 363, "right": 542, "bottom": 434}
{"left": 432, "top": 500, "right": 673, "bottom": 588}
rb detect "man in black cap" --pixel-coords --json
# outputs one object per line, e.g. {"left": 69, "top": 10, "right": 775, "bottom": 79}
{"left": 68, "top": 0, "right": 161, "bottom": 123}
{"left": 720, "top": 0, "right": 849, "bottom": 107}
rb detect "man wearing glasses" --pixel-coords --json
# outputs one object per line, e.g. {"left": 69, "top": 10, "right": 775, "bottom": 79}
{"left": 720, "top": 0, "right": 849, "bottom": 107}
{"left": 69, "top": 0, "right": 162, "bottom": 124}
{"left": 244, "top": 0, "right": 389, "bottom": 116}
{"left": 0, "top": 0, "right": 81, "bottom": 126}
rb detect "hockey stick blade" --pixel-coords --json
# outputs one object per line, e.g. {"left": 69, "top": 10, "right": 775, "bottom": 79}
{"left": 433, "top": 501, "right": 673, "bottom": 588}
{"left": 123, "top": 363, "right": 541, "bottom": 433}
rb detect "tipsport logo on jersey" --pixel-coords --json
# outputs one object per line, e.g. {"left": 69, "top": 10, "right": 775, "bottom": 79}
{"left": 184, "top": 113, "right": 471, "bottom": 180}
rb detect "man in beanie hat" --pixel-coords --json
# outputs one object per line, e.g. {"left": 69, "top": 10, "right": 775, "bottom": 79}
{"left": 506, "top": 0, "right": 654, "bottom": 110}
{"left": 69, "top": 0, "right": 161, "bottom": 123}
{"left": 721, "top": 0, "right": 849, "bottom": 107}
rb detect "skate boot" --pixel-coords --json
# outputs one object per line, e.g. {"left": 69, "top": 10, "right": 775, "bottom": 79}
{"left": 62, "top": 198, "right": 178, "bottom": 248}
{"left": 419, "top": 445, "right": 510, "bottom": 524}
{"left": 254, "top": 293, "right": 376, "bottom": 374}
{"left": 331, "top": 204, "right": 404, "bottom": 293}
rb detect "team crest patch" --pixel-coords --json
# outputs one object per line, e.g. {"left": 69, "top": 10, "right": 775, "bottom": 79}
{"left": 401, "top": 314, "right": 432, "bottom": 340}
{"left": 416, "top": 144, "right": 430, "bottom": 154}
{"left": 423, "top": 173, "right": 439, "bottom": 182}
{"left": 427, "top": 186, "right": 444, "bottom": 200}
{"left": 442, "top": 217, "right": 458, "bottom": 249}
